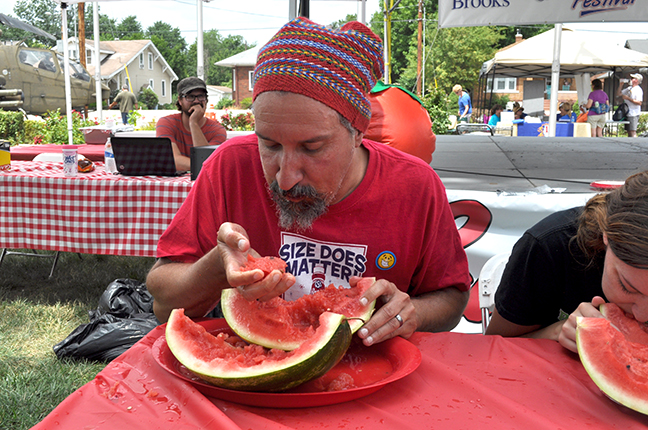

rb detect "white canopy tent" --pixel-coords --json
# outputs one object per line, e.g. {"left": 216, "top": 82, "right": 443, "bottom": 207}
{"left": 481, "top": 28, "right": 648, "bottom": 114}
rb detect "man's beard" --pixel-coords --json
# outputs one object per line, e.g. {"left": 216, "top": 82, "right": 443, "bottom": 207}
{"left": 268, "top": 181, "right": 331, "bottom": 231}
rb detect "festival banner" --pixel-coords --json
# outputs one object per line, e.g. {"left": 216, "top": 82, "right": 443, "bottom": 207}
{"left": 439, "top": 0, "right": 648, "bottom": 28}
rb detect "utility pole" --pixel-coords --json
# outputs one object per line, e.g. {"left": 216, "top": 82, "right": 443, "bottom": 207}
{"left": 416, "top": 0, "right": 422, "bottom": 96}
{"left": 78, "top": 3, "right": 86, "bottom": 68}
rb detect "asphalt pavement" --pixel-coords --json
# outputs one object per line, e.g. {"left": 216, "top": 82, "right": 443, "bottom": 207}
{"left": 432, "top": 135, "right": 648, "bottom": 193}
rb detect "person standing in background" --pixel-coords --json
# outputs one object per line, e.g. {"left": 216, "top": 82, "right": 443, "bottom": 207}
{"left": 453, "top": 85, "right": 472, "bottom": 122}
{"left": 109, "top": 84, "right": 138, "bottom": 125}
{"left": 617, "top": 73, "right": 644, "bottom": 137}
{"left": 585, "top": 79, "right": 609, "bottom": 137}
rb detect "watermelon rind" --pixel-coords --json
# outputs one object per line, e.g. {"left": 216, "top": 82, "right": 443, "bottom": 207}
{"left": 221, "top": 277, "right": 376, "bottom": 351}
{"left": 166, "top": 309, "right": 352, "bottom": 392}
{"left": 576, "top": 316, "right": 648, "bottom": 415}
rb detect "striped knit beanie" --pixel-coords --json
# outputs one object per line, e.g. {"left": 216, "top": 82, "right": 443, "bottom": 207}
{"left": 253, "top": 17, "right": 384, "bottom": 133}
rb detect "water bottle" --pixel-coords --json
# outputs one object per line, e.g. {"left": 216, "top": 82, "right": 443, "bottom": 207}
{"left": 104, "top": 137, "right": 118, "bottom": 174}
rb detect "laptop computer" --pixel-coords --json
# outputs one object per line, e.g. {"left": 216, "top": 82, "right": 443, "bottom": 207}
{"left": 111, "top": 136, "right": 180, "bottom": 176}
{"left": 190, "top": 144, "right": 219, "bottom": 180}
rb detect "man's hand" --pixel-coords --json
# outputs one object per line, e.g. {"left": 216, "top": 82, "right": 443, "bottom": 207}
{"left": 188, "top": 102, "right": 206, "bottom": 126}
{"left": 216, "top": 223, "right": 295, "bottom": 302}
{"left": 558, "top": 296, "right": 606, "bottom": 353}
{"left": 356, "top": 277, "right": 417, "bottom": 346}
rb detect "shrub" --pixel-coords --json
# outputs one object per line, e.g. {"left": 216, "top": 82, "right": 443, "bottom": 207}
{"left": 239, "top": 97, "right": 253, "bottom": 109}
{"left": 637, "top": 113, "right": 648, "bottom": 136}
{"left": 138, "top": 87, "right": 159, "bottom": 110}
{"left": 422, "top": 87, "right": 452, "bottom": 135}
{"left": 0, "top": 110, "right": 25, "bottom": 144}
{"left": 41, "top": 109, "right": 97, "bottom": 145}
{"left": 216, "top": 98, "right": 234, "bottom": 109}
{"left": 23, "top": 119, "right": 47, "bottom": 145}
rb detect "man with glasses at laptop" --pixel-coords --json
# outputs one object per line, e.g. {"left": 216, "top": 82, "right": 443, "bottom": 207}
{"left": 156, "top": 77, "right": 227, "bottom": 171}
{"left": 147, "top": 18, "right": 470, "bottom": 347}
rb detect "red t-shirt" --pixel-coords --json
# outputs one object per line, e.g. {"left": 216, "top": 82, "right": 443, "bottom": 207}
{"left": 157, "top": 134, "right": 469, "bottom": 300}
{"left": 156, "top": 113, "right": 227, "bottom": 156}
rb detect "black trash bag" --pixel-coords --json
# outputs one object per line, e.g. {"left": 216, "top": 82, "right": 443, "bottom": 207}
{"left": 53, "top": 279, "right": 160, "bottom": 362}
{"left": 90, "top": 278, "right": 154, "bottom": 319}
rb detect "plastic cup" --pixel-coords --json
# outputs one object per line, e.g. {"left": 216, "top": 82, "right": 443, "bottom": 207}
{"left": 62, "top": 145, "right": 78, "bottom": 177}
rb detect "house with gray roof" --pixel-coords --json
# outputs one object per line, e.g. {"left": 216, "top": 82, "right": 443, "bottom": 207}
{"left": 61, "top": 38, "right": 179, "bottom": 106}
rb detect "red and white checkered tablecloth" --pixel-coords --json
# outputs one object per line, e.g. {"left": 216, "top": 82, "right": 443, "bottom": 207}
{"left": 1, "top": 161, "right": 193, "bottom": 257}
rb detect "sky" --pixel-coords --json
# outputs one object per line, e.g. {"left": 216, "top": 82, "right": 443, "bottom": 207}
{"left": 0, "top": 0, "right": 646, "bottom": 48}
{"left": 0, "top": 0, "right": 381, "bottom": 46}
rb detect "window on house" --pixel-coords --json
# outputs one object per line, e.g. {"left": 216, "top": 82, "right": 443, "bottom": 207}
{"left": 148, "top": 52, "right": 153, "bottom": 70}
{"left": 87, "top": 49, "right": 92, "bottom": 66}
{"left": 161, "top": 80, "right": 166, "bottom": 97}
{"left": 248, "top": 70, "right": 254, "bottom": 91}
{"left": 139, "top": 53, "right": 144, "bottom": 69}
{"left": 487, "top": 77, "right": 517, "bottom": 93}
{"left": 149, "top": 79, "right": 154, "bottom": 90}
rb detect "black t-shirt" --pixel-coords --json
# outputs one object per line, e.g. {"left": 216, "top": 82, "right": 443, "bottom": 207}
{"left": 495, "top": 207, "right": 605, "bottom": 327}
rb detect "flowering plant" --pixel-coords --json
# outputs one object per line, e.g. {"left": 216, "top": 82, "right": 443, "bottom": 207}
{"left": 219, "top": 110, "right": 255, "bottom": 131}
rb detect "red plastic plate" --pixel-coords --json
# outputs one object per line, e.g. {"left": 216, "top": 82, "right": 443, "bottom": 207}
{"left": 152, "top": 318, "right": 421, "bottom": 408}
{"left": 590, "top": 180, "right": 624, "bottom": 190}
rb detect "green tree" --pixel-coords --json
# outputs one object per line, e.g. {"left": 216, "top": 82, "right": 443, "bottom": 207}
{"left": 370, "top": 0, "right": 439, "bottom": 85}
{"left": 83, "top": 4, "right": 118, "bottom": 42}
{"left": 497, "top": 25, "right": 553, "bottom": 49}
{"left": 146, "top": 22, "right": 188, "bottom": 83}
{"left": 329, "top": 14, "right": 358, "bottom": 30}
{"left": 415, "top": 22, "right": 502, "bottom": 96}
{"left": 187, "top": 30, "right": 253, "bottom": 87}
{"left": 1, "top": 1, "right": 117, "bottom": 46}
{"left": 5, "top": 0, "right": 69, "bottom": 47}
{"left": 116, "top": 15, "right": 144, "bottom": 40}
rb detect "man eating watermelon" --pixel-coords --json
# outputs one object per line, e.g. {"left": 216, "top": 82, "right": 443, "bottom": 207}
{"left": 147, "top": 17, "right": 471, "bottom": 347}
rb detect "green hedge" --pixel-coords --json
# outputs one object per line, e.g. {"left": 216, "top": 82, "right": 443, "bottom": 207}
{"left": 0, "top": 109, "right": 96, "bottom": 145}
{"left": 0, "top": 111, "right": 24, "bottom": 144}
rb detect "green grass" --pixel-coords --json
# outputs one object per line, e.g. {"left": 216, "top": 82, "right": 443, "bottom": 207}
{"left": 0, "top": 251, "right": 154, "bottom": 429}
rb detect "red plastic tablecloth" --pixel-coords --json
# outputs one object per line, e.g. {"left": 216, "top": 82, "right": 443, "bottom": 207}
{"left": 32, "top": 323, "right": 648, "bottom": 429}
{"left": 9, "top": 144, "right": 106, "bottom": 161}
{"left": 1, "top": 161, "right": 192, "bottom": 257}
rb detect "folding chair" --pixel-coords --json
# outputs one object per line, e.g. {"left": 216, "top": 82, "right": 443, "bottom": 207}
{"left": 478, "top": 253, "right": 510, "bottom": 334}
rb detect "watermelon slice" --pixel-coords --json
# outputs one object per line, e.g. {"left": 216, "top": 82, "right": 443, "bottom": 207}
{"left": 600, "top": 303, "right": 648, "bottom": 345}
{"left": 240, "top": 255, "right": 287, "bottom": 276}
{"left": 576, "top": 316, "right": 648, "bottom": 415}
{"left": 165, "top": 308, "right": 351, "bottom": 392}
{"left": 222, "top": 277, "right": 376, "bottom": 351}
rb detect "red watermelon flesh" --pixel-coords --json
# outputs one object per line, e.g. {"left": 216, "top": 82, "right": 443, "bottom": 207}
{"left": 600, "top": 303, "right": 648, "bottom": 345}
{"left": 240, "top": 255, "right": 287, "bottom": 276}
{"left": 577, "top": 316, "right": 648, "bottom": 414}
{"left": 221, "top": 278, "right": 376, "bottom": 351}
